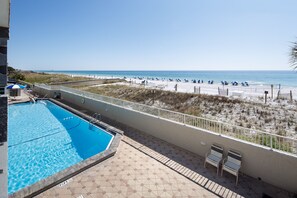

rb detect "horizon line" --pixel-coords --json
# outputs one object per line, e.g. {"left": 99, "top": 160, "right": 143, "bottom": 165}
{"left": 32, "top": 69, "right": 296, "bottom": 72}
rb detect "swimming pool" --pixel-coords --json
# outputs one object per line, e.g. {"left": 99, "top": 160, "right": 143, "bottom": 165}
{"left": 8, "top": 100, "right": 114, "bottom": 194}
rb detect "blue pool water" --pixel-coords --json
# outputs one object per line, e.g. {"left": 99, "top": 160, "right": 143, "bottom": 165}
{"left": 8, "top": 100, "right": 113, "bottom": 194}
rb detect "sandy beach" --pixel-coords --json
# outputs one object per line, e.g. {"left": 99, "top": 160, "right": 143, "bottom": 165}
{"left": 69, "top": 74, "right": 297, "bottom": 103}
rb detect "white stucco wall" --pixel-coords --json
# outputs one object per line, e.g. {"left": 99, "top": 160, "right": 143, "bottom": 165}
{"left": 0, "top": 0, "right": 10, "bottom": 27}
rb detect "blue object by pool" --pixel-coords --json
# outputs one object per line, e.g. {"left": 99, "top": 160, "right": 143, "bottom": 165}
{"left": 6, "top": 84, "right": 26, "bottom": 89}
{"left": 8, "top": 100, "right": 113, "bottom": 194}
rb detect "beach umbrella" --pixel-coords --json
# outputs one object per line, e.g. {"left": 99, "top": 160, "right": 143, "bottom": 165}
{"left": 6, "top": 84, "right": 26, "bottom": 89}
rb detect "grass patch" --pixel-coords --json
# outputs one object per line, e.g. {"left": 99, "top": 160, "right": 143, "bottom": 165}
{"left": 21, "top": 72, "right": 92, "bottom": 84}
{"left": 84, "top": 84, "right": 242, "bottom": 117}
{"left": 235, "top": 133, "right": 292, "bottom": 153}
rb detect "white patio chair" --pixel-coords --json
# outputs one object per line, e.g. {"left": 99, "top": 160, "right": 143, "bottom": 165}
{"left": 221, "top": 150, "right": 242, "bottom": 185}
{"left": 204, "top": 144, "right": 224, "bottom": 175}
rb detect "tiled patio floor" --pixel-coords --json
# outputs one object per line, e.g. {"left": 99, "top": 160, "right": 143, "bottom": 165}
{"left": 35, "top": 127, "right": 292, "bottom": 198}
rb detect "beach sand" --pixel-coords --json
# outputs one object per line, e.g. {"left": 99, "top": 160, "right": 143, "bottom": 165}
{"left": 133, "top": 79, "right": 295, "bottom": 99}
{"left": 65, "top": 72, "right": 297, "bottom": 138}
{"left": 72, "top": 74, "right": 296, "bottom": 102}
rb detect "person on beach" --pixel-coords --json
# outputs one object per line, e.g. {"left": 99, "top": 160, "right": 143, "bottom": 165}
{"left": 174, "top": 84, "right": 177, "bottom": 91}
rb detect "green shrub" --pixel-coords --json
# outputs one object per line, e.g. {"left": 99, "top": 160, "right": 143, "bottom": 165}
{"left": 10, "top": 72, "right": 25, "bottom": 81}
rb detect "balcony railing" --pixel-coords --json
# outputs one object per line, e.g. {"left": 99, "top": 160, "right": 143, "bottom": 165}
{"left": 36, "top": 84, "right": 297, "bottom": 155}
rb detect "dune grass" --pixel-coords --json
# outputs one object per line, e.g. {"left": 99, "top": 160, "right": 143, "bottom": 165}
{"left": 84, "top": 84, "right": 241, "bottom": 117}
{"left": 21, "top": 72, "right": 92, "bottom": 84}
{"left": 83, "top": 84, "right": 297, "bottom": 138}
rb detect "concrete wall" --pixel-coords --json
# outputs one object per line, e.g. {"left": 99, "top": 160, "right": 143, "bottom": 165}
{"left": 0, "top": 142, "right": 7, "bottom": 198}
{"left": 0, "top": 0, "right": 10, "bottom": 28}
{"left": 0, "top": 1, "right": 10, "bottom": 196}
{"left": 43, "top": 89, "right": 297, "bottom": 193}
{"left": 33, "top": 86, "right": 58, "bottom": 98}
{"left": 0, "top": 62, "right": 8, "bottom": 198}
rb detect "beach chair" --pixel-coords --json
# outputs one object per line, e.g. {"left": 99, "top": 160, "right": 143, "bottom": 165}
{"left": 221, "top": 150, "right": 242, "bottom": 185}
{"left": 204, "top": 144, "right": 224, "bottom": 175}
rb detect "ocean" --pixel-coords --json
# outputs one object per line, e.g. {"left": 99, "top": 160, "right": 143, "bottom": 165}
{"left": 39, "top": 70, "right": 297, "bottom": 87}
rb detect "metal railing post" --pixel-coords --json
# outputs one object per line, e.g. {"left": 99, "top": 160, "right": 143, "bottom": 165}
{"left": 219, "top": 122, "right": 222, "bottom": 135}
{"left": 270, "top": 132, "right": 273, "bottom": 150}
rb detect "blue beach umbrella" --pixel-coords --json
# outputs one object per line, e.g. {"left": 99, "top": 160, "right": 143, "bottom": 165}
{"left": 6, "top": 84, "right": 26, "bottom": 89}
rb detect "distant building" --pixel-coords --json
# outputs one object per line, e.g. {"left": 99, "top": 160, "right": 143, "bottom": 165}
{"left": 0, "top": 0, "right": 10, "bottom": 197}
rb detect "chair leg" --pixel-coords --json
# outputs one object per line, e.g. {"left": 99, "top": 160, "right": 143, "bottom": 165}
{"left": 236, "top": 174, "right": 238, "bottom": 186}
{"left": 221, "top": 168, "right": 223, "bottom": 177}
{"left": 217, "top": 166, "right": 219, "bottom": 175}
{"left": 204, "top": 160, "right": 206, "bottom": 168}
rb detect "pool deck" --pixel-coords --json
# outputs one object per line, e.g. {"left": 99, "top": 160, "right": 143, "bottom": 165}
{"left": 8, "top": 90, "right": 33, "bottom": 105}
{"left": 34, "top": 100, "right": 293, "bottom": 198}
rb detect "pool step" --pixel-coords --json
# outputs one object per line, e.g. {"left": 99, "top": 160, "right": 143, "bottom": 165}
{"left": 89, "top": 113, "right": 101, "bottom": 127}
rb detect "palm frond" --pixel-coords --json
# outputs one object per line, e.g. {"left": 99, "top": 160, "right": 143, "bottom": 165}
{"left": 291, "top": 41, "right": 297, "bottom": 69}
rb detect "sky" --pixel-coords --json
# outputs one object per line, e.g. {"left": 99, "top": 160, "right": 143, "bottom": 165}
{"left": 7, "top": 0, "right": 297, "bottom": 71}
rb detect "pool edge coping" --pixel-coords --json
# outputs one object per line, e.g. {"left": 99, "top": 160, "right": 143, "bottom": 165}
{"left": 9, "top": 99, "right": 123, "bottom": 198}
